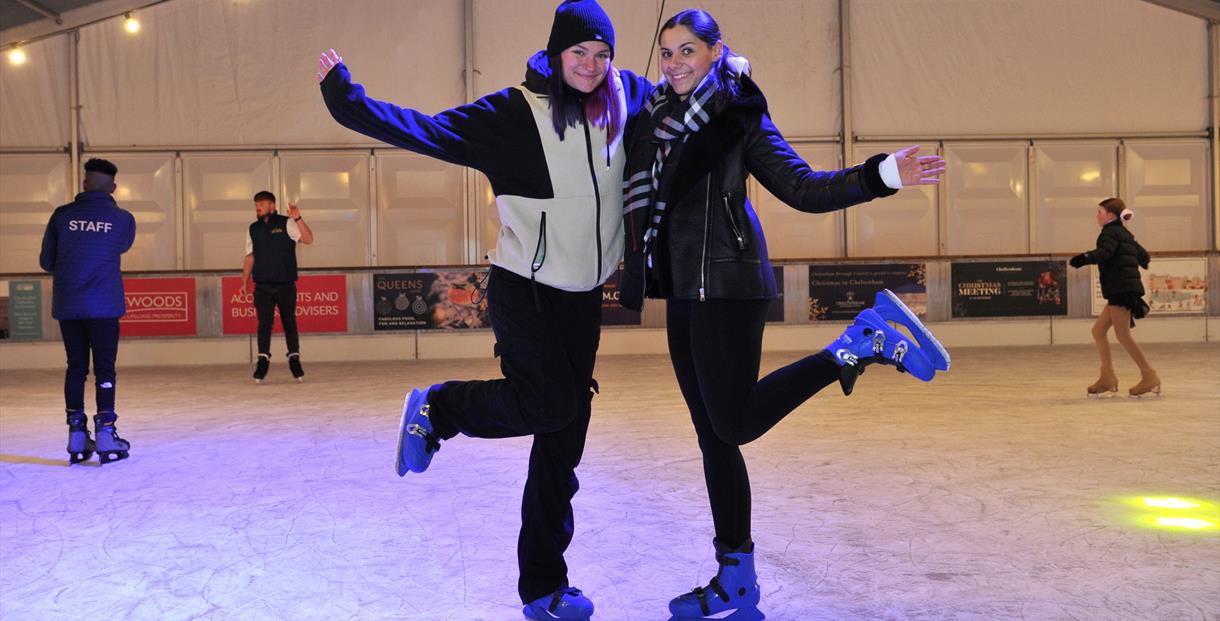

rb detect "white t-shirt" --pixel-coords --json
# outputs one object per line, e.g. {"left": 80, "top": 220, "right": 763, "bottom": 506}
{"left": 245, "top": 215, "right": 302, "bottom": 255}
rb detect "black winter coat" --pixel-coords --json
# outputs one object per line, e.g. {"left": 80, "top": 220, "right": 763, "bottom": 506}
{"left": 619, "top": 77, "right": 896, "bottom": 311}
{"left": 1071, "top": 220, "right": 1149, "bottom": 299}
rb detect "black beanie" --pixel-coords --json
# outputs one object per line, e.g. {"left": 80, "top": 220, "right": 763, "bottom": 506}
{"left": 546, "top": 0, "right": 615, "bottom": 59}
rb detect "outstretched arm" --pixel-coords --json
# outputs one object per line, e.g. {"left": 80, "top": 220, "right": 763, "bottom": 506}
{"left": 287, "top": 204, "right": 314, "bottom": 245}
{"left": 317, "top": 49, "right": 505, "bottom": 171}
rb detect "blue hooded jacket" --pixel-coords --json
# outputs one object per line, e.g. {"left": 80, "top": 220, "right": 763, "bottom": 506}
{"left": 39, "top": 191, "right": 137, "bottom": 320}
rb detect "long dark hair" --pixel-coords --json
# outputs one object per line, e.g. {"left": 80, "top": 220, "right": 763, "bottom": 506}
{"left": 659, "top": 9, "right": 742, "bottom": 107}
{"left": 547, "top": 55, "right": 621, "bottom": 144}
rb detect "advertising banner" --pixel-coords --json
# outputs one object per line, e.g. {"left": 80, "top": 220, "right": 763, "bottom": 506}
{"left": 951, "top": 260, "right": 1067, "bottom": 318}
{"left": 374, "top": 270, "right": 489, "bottom": 330}
{"left": 1091, "top": 258, "right": 1207, "bottom": 316}
{"left": 602, "top": 267, "right": 642, "bottom": 326}
{"left": 809, "top": 263, "right": 926, "bottom": 321}
{"left": 767, "top": 265, "right": 785, "bottom": 323}
{"left": 120, "top": 277, "right": 197, "bottom": 337}
{"left": 222, "top": 274, "right": 347, "bottom": 334}
{"left": 6, "top": 280, "right": 43, "bottom": 340}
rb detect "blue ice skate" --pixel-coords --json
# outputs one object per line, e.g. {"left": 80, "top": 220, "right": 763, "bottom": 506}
{"left": 870, "top": 289, "right": 950, "bottom": 372}
{"left": 668, "top": 539, "right": 765, "bottom": 621}
{"left": 396, "top": 384, "right": 442, "bottom": 476}
{"left": 825, "top": 290, "right": 945, "bottom": 395}
{"left": 523, "top": 587, "right": 594, "bottom": 621}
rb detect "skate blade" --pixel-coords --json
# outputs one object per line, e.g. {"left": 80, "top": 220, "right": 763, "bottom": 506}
{"left": 668, "top": 608, "right": 765, "bottom": 621}
{"left": 68, "top": 450, "right": 94, "bottom": 464}
{"left": 1086, "top": 390, "right": 1119, "bottom": 399}
{"left": 1128, "top": 388, "right": 1162, "bottom": 399}
{"left": 875, "top": 289, "right": 950, "bottom": 371}
{"left": 98, "top": 451, "right": 129, "bottom": 465}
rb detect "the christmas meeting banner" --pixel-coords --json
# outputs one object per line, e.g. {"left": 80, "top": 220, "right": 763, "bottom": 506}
{"left": 374, "top": 270, "right": 489, "bottom": 331}
{"left": 1091, "top": 258, "right": 1207, "bottom": 316}
{"left": 951, "top": 260, "right": 1066, "bottom": 318}
{"left": 809, "top": 263, "right": 926, "bottom": 321}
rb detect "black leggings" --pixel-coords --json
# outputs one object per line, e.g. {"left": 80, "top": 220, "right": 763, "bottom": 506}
{"left": 667, "top": 298, "right": 840, "bottom": 548}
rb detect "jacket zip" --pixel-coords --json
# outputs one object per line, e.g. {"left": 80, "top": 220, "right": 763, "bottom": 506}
{"left": 581, "top": 112, "right": 603, "bottom": 287}
{"left": 529, "top": 211, "right": 547, "bottom": 311}
{"left": 723, "top": 192, "right": 746, "bottom": 250}
{"left": 700, "top": 176, "right": 711, "bottom": 301}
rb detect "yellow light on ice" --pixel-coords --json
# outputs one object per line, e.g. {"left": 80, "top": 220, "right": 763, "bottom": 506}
{"left": 1153, "top": 517, "right": 1216, "bottom": 530}
{"left": 1143, "top": 497, "right": 1201, "bottom": 510}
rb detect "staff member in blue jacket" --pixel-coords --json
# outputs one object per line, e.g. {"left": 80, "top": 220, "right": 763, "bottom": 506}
{"left": 241, "top": 191, "right": 315, "bottom": 383}
{"left": 39, "top": 158, "right": 137, "bottom": 466}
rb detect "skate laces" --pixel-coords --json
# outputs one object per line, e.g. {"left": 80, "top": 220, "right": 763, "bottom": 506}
{"left": 549, "top": 587, "right": 584, "bottom": 611}
{"left": 405, "top": 405, "right": 441, "bottom": 454}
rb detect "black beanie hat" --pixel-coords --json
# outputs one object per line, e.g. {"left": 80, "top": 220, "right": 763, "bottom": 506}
{"left": 546, "top": 0, "right": 615, "bottom": 59}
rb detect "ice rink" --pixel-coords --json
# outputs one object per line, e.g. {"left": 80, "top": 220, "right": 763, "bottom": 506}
{"left": 2, "top": 343, "right": 1218, "bottom": 621}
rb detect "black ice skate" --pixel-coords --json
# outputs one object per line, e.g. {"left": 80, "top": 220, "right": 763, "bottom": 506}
{"left": 253, "top": 353, "right": 270, "bottom": 384}
{"left": 93, "top": 411, "right": 130, "bottom": 465}
{"left": 288, "top": 353, "right": 304, "bottom": 382}
{"left": 66, "top": 410, "right": 95, "bottom": 465}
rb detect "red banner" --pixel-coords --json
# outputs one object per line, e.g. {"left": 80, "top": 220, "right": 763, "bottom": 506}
{"left": 222, "top": 275, "right": 347, "bottom": 335}
{"left": 121, "top": 277, "right": 197, "bottom": 337}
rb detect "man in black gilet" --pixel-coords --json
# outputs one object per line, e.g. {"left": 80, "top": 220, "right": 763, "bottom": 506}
{"left": 241, "top": 191, "right": 315, "bottom": 383}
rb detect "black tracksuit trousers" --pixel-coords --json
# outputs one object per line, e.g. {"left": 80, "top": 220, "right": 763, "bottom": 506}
{"left": 427, "top": 266, "right": 602, "bottom": 604}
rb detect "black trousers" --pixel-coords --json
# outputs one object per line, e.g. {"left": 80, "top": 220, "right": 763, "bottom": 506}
{"left": 253, "top": 282, "right": 299, "bottom": 356}
{"left": 428, "top": 266, "right": 602, "bottom": 604}
{"left": 59, "top": 318, "right": 121, "bottom": 414}
{"left": 667, "top": 298, "right": 840, "bottom": 549}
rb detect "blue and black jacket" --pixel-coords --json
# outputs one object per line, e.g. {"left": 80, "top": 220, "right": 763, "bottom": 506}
{"left": 39, "top": 191, "right": 137, "bottom": 320}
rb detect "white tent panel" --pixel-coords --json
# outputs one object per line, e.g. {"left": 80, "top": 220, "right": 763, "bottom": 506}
{"left": 851, "top": 0, "right": 1209, "bottom": 136}
{"left": 1124, "top": 139, "right": 1211, "bottom": 252}
{"left": 88, "top": 152, "right": 179, "bottom": 271}
{"left": 376, "top": 151, "right": 466, "bottom": 267}
{"left": 77, "top": 0, "right": 465, "bottom": 147}
{"left": 280, "top": 152, "right": 371, "bottom": 268}
{"left": 850, "top": 143, "right": 940, "bottom": 257}
{"left": 749, "top": 142, "right": 844, "bottom": 259}
{"left": 943, "top": 142, "right": 1030, "bottom": 255}
{"left": 0, "top": 155, "right": 70, "bottom": 273}
{"left": 0, "top": 35, "right": 70, "bottom": 148}
{"left": 183, "top": 152, "right": 272, "bottom": 269}
{"left": 1032, "top": 141, "right": 1118, "bottom": 254}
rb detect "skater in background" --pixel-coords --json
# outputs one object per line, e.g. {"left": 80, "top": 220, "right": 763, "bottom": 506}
{"left": 317, "top": 1, "right": 654, "bottom": 619}
{"left": 241, "top": 191, "right": 314, "bottom": 384}
{"left": 39, "top": 158, "right": 136, "bottom": 465}
{"left": 1069, "top": 197, "right": 1159, "bottom": 397}
{"left": 619, "top": 10, "right": 949, "bottom": 620}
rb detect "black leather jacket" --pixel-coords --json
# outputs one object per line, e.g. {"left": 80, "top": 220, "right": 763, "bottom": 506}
{"left": 620, "top": 76, "right": 897, "bottom": 311}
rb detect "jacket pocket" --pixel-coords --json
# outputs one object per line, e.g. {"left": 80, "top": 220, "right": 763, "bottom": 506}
{"left": 722, "top": 191, "right": 750, "bottom": 251}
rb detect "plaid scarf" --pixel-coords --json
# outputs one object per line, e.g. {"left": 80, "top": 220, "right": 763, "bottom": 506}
{"left": 623, "top": 73, "right": 719, "bottom": 259}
